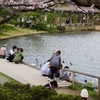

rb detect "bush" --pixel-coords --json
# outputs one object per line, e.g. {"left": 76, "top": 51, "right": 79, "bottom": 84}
{"left": 0, "top": 82, "right": 91, "bottom": 100}
{"left": 47, "top": 94, "right": 82, "bottom": 100}
{"left": 57, "top": 26, "right": 66, "bottom": 32}
{"left": 0, "top": 82, "right": 57, "bottom": 100}
{"left": 32, "top": 23, "right": 48, "bottom": 31}
{"left": 48, "top": 26, "right": 58, "bottom": 33}
{"left": 68, "top": 83, "right": 98, "bottom": 99}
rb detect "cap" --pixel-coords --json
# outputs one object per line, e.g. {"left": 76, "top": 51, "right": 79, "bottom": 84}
{"left": 80, "top": 88, "right": 89, "bottom": 98}
{"left": 3, "top": 44, "right": 7, "bottom": 47}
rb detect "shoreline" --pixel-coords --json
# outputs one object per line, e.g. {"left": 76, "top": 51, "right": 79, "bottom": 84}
{"left": 1, "top": 24, "right": 100, "bottom": 40}
{"left": 0, "top": 31, "right": 48, "bottom": 40}
{"left": 0, "top": 26, "right": 48, "bottom": 40}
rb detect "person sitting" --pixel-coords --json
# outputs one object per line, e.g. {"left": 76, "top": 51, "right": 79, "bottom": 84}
{"left": 13, "top": 48, "right": 24, "bottom": 64}
{"left": 41, "top": 61, "right": 50, "bottom": 76}
{"left": 59, "top": 66, "right": 71, "bottom": 82}
{"left": 0, "top": 44, "right": 7, "bottom": 59}
{"left": 44, "top": 80, "right": 58, "bottom": 90}
{"left": 6, "top": 45, "right": 17, "bottom": 62}
{"left": 80, "top": 88, "right": 89, "bottom": 100}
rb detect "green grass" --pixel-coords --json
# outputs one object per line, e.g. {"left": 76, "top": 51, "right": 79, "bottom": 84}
{"left": 0, "top": 72, "right": 19, "bottom": 83}
{"left": 68, "top": 83, "right": 98, "bottom": 99}
{"left": 0, "top": 24, "right": 47, "bottom": 39}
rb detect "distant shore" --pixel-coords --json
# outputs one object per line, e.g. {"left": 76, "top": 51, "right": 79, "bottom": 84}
{"left": 1, "top": 24, "right": 100, "bottom": 40}
{"left": 0, "top": 26, "right": 48, "bottom": 40}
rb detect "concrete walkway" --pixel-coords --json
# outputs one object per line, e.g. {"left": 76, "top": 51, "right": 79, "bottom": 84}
{"left": 0, "top": 59, "right": 71, "bottom": 87}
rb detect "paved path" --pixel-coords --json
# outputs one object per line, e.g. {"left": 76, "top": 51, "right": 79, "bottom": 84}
{"left": 0, "top": 59, "right": 71, "bottom": 87}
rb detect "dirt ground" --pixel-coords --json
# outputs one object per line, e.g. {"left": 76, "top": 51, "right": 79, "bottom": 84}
{"left": 56, "top": 88, "right": 96, "bottom": 100}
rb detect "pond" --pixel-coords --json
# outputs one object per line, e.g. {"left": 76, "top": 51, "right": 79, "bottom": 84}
{"left": 0, "top": 31, "right": 100, "bottom": 83}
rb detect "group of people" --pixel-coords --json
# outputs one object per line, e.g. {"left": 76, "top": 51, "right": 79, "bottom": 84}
{"left": 42, "top": 50, "right": 89, "bottom": 100}
{"left": 0, "top": 45, "right": 89, "bottom": 99}
{"left": 41, "top": 50, "right": 71, "bottom": 82}
{"left": 0, "top": 44, "right": 24, "bottom": 64}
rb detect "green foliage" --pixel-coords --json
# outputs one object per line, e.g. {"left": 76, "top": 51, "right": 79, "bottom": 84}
{"left": 48, "top": 26, "right": 58, "bottom": 33}
{"left": 47, "top": 13, "right": 58, "bottom": 25}
{"left": 68, "top": 83, "right": 98, "bottom": 99}
{"left": 29, "top": 85, "right": 57, "bottom": 100}
{"left": 0, "top": 82, "right": 85, "bottom": 100}
{"left": 47, "top": 94, "right": 82, "bottom": 100}
{"left": 84, "top": 82, "right": 94, "bottom": 91}
{"left": 0, "top": 9, "right": 10, "bottom": 18}
{"left": 9, "top": 19, "right": 19, "bottom": 26}
{"left": 0, "top": 24, "right": 17, "bottom": 34}
{"left": 88, "top": 90, "right": 98, "bottom": 99}
{"left": 33, "top": 23, "right": 48, "bottom": 31}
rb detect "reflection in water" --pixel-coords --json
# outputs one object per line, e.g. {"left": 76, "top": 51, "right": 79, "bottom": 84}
{"left": 0, "top": 31, "right": 100, "bottom": 83}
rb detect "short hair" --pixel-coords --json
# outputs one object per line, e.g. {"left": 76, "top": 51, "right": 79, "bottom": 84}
{"left": 64, "top": 66, "right": 69, "bottom": 69}
{"left": 56, "top": 50, "right": 61, "bottom": 55}
{"left": 50, "top": 80, "right": 58, "bottom": 88}
{"left": 12, "top": 45, "right": 17, "bottom": 49}
{"left": 20, "top": 48, "right": 23, "bottom": 52}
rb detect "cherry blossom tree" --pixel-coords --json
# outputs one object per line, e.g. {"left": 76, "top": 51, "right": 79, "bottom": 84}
{"left": 72, "top": 0, "right": 100, "bottom": 9}
{"left": 0, "top": 0, "right": 100, "bottom": 25}
{"left": 0, "top": 0, "right": 70, "bottom": 25}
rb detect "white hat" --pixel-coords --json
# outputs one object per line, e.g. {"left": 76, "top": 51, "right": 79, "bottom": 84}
{"left": 80, "top": 88, "right": 89, "bottom": 98}
{"left": 3, "top": 44, "right": 7, "bottom": 47}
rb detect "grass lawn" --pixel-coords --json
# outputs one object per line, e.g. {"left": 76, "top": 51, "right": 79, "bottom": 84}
{"left": 0, "top": 25, "right": 47, "bottom": 39}
{"left": 0, "top": 72, "right": 19, "bottom": 83}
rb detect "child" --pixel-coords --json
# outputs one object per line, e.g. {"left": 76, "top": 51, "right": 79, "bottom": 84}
{"left": 44, "top": 80, "right": 58, "bottom": 90}
{"left": 80, "top": 88, "right": 89, "bottom": 100}
{"left": 59, "top": 66, "right": 71, "bottom": 82}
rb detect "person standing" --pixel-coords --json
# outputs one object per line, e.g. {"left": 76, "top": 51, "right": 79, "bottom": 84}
{"left": 0, "top": 44, "right": 7, "bottom": 58}
{"left": 48, "top": 50, "right": 61, "bottom": 80}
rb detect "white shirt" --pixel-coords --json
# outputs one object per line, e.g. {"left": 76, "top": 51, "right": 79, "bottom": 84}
{"left": 41, "top": 62, "right": 50, "bottom": 75}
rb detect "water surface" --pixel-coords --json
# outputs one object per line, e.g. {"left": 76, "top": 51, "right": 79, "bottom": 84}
{"left": 0, "top": 31, "right": 100, "bottom": 83}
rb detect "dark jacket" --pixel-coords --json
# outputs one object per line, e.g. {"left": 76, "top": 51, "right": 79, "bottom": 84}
{"left": 49, "top": 53, "right": 61, "bottom": 69}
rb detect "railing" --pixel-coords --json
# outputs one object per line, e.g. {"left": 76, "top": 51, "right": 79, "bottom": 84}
{"left": 65, "top": 69, "right": 100, "bottom": 100}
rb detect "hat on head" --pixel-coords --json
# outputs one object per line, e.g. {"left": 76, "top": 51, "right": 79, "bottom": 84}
{"left": 80, "top": 88, "right": 89, "bottom": 98}
{"left": 3, "top": 44, "right": 7, "bottom": 47}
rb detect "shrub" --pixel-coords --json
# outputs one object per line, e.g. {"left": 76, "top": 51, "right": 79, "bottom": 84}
{"left": 68, "top": 83, "right": 98, "bottom": 99}
{"left": 32, "top": 23, "right": 48, "bottom": 31}
{"left": 48, "top": 26, "right": 58, "bottom": 33}
{"left": 57, "top": 26, "right": 65, "bottom": 32}
{"left": 0, "top": 82, "right": 93, "bottom": 100}
{"left": 47, "top": 94, "right": 82, "bottom": 100}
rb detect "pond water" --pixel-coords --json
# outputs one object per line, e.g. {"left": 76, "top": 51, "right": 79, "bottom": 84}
{"left": 0, "top": 31, "right": 100, "bottom": 83}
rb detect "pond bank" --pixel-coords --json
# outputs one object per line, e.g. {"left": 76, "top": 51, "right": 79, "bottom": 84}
{"left": 1, "top": 24, "right": 100, "bottom": 40}
{"left": 0, "top": 26, "right": 48, "bottom": 40}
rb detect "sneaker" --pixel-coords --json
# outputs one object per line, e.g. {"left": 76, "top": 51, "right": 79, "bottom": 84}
{"left": 48, "top": 78, "right": 51, "bottom": 81}
{"left": 54, "top": 77, "right": 59, "bottom": 81}
{"left": 60, "top": 80, "right": 66, "bottom": 82}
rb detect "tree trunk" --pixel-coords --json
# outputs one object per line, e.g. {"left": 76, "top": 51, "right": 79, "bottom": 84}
{"left": 0, "top": 13, "right": 16, "bottom": 25}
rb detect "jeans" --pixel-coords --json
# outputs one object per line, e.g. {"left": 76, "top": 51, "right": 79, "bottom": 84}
{"left": 48, "top": 67, "right": 58, "bottom": 79}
